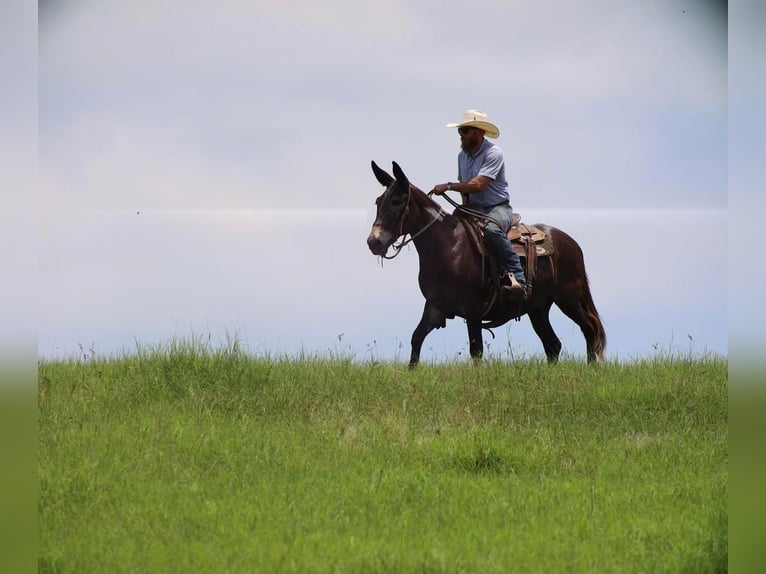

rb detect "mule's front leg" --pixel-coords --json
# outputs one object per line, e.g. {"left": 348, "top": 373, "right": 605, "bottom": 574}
{"left": 466, "top": 320, "right": 483, "bottom": 365}
{"left": 409, "top": 302, "right": 445, "bottom": 369}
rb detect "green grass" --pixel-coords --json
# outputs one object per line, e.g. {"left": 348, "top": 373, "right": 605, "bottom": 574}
{"left": 38, "top": 341, "right": 727, "bottom": 573}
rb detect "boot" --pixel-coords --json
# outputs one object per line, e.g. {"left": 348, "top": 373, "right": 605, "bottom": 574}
{"left": 501, "top": 272, "right": 527, "bottom": 300}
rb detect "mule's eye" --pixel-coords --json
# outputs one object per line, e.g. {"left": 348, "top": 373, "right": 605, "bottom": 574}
{"left": 375, "top": 197, "right": 381, "bottom": 206}
{"left": 390, "top": 195, "right": 405, "bottom": 206}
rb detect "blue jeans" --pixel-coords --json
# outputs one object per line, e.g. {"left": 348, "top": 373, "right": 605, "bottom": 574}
{"left": 480, "top": 203, "right": 526, "bottom": 285}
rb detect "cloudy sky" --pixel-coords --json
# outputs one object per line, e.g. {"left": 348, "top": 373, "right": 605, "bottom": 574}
{"left": 38, "top": 0, "right": 728, "bottom": 362}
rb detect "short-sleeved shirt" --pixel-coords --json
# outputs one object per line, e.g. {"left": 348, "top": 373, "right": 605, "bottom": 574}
{"left": 457, "top": 138, "right": 510, "bottom": 208}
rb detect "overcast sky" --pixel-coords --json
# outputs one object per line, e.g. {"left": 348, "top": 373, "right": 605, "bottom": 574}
{"left": 38, "top": 0, "right": 728, "bottom": 362}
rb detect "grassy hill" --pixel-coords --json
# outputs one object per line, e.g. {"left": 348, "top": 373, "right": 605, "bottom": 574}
{"left": 38, "top": 342, "right": 727, "bottom": 573}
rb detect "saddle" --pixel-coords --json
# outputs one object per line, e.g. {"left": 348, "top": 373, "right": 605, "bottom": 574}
{"left": 506, "top": 213, "right": 548, "bottom": 257}
{"left": 459, "top": 210, "right": 550, "bottom": 259}
{"left": 457, "top": 211, "right": 553, "bottom": 311}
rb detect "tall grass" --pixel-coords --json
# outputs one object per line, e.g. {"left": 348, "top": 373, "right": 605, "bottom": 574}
{"left": 39, "top": 339, "right": 727, "bottom": 573}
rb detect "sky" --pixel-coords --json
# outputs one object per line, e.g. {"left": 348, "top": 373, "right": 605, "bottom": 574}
{"left": 36, "top": 0, "right": 730, "bottom": 362}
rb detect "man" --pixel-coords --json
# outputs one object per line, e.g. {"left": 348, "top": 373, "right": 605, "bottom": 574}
{"left": 431, "top": 109, "right": 527, "bottom": 299}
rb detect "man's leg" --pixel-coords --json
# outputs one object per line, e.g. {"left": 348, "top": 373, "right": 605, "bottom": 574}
{"left": 484, "top": 205, "right": 526, "bottom": 289}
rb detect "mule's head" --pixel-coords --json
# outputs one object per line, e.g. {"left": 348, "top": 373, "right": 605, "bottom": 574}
{"left": 367, "top": 161, "right": 411, "bottom": 256}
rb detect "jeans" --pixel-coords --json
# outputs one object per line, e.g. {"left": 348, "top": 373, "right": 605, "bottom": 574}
{"left": 480, "top": 203, "right": 526, "bottom": 285}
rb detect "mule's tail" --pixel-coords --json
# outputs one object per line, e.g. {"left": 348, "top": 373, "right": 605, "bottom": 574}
{"left": 581, "top": 272, "right": 607, "bottom": 359}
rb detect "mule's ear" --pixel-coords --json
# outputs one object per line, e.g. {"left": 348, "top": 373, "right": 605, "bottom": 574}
{"left": 371, "top": 160, "right": 394, "bottom": 187}
{"left": 391, "top": 161, "right": 409, "bottom": 187}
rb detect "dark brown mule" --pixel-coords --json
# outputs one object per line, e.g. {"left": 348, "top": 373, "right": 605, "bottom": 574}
{"left": 366, "top": 161, "right": 606, "bottom": 367}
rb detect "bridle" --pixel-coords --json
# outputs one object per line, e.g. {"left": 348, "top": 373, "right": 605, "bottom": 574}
{"left": 380, "top": 185, "right": 444, "bottom": 260}
{"left": 379, "top": 186, "right": 505, "bottom": 260}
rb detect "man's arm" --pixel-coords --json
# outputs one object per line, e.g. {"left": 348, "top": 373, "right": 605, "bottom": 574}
{"left": 432, "top": 175, "right": 492, "bottom": 195}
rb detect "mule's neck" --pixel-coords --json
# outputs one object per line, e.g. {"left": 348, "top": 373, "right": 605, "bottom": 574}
{"left": 403, "top": 186, "right": 458, "bottom": 249}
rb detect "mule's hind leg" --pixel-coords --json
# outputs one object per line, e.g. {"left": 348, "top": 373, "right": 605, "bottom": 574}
{"left": 528, "top": 300, "right": 562, "bottom": 363}
{"left": 554, "top": 287, "right": 601, "bottom": 363}
{"left": 409, "top": 301, "right": 446, "bottom": 369}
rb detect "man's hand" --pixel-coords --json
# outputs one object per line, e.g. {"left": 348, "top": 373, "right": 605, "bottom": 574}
{"left": 431, "top": 183, "right": 451, "bottom": 195}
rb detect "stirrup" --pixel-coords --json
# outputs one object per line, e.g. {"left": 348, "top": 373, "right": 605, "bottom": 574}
{"left": 501, "top": 273, "right": 527, "bottom": 300}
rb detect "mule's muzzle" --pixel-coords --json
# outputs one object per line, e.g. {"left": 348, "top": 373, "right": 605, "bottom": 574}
{"left": 366, "top": 235, "right": 388, "bottom": 256}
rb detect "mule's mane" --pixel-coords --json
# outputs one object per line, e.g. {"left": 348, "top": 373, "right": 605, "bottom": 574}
{"left": 406, "top": 183, "right": 453, "bottom": 219}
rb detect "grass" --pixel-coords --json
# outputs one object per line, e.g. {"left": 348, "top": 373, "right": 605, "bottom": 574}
{"left": 38, "top": 340, "right": 727, "bottom": 573}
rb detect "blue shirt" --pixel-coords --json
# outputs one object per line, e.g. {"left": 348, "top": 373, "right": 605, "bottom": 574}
{"left": 457, "top": 138, "right": 509, "bottom": 208}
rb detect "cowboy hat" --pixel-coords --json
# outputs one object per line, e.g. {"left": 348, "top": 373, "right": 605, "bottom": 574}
{"left": 446, "top": 109, "right": 500, "bottom": 139}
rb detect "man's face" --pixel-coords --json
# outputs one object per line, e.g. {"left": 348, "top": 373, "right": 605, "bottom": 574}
{"left": 458, "top": 126, "right": 484, "bottom": 151}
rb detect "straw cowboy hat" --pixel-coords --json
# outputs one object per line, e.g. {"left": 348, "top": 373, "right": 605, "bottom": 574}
{"left": 446, "top": 109, "right": 500, "bottom": 139}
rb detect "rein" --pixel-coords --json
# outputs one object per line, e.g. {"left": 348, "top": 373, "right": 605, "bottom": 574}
{"left": 438, "top": 192, "right": 504, "bottom": 230}
{"left": 381, "top": 188, "right": 444, "bottom": 260}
